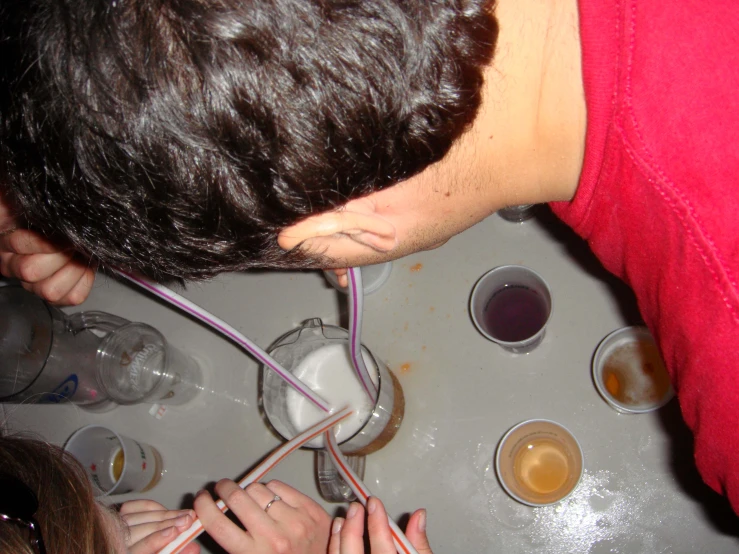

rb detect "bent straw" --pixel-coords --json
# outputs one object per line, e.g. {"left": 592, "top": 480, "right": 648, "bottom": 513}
{"left": 115, "top": 270, "right": 330, "bottom": 413}
{"left": 325, "top": 431, "right": 419, "bottom": 554}
{"left": 158, "top": 407, "right": 354, "bottom": 554}
{"left": 347, "top": 267, "right": 378, "bottom": 401}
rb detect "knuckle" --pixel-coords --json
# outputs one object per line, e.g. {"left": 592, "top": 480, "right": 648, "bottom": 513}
{"left": 206, "top": 518, "right": 231, "bottom": 539}
{"left": 65, "top": 289, "right": 87, "bottom": 306}
{"left": 271, "top": 537, "right": 291, "bottom": 554}
{"left": 81, "top": 267, "right": 97, "bottom": 285}
{"left": 6, "top": 232, "right": 26, "bottom": 253}
{"left": 37, "top": 281, "right": 64, "bottom": 303}
{"left": 141, "top": 529, "right": 170, "bottom": 551}
{"left": 157, "top": 519, "right": 176, "bottom": 531}
{"left": 244, "top": 483, "right": 262, "bottom": 497}
{"left": 316, "top": 510, "right": 332, "bottom": 528}
{"left": 291, "top": 520, "right": 310, "bottom": 540}
{"left": 225, "top": 487, "right": 245, "bottom": 506}
{"left": 15, "top": 257, "right": 42, "bottom": 282}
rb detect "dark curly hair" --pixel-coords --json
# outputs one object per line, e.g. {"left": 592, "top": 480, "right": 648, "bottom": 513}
{"left": 1, "top": 0, "right": 498, "bottom": 281}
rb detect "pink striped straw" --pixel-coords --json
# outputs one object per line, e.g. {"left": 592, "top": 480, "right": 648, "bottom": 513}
{"left": 158, "top": 407, "right": 354, "bottom": 554}
{"left": 347, "top": 267, "right": 378, "bottom": 401}
{"left": 115, "top": 270, "right": 330, "bottom": 413}
{"left": 325, "top": 430, "right": 419, "bottom": 554}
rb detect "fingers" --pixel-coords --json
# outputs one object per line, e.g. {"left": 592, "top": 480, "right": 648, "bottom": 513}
{"left": 405, "top": 509, "right": 433, "bottom": 554}
{"left": 15, "top": 257, "right": 92, "bottom": 304}
{"left": 121, "top": 508, "right": 195, "bottom": 528}
{"left": 327, "top": 517, "right": 344, "bottom": 554}
{"left": 0, "top": 229, "right": 59, "bottom": 255}
{"left": 194, "top": 485, "right": 253, "bottom": 554}
{"left": 126, "top": 514, "right": 195, "bottom": 548}
{"left": 245, "top": 482, "right": 289, "bottom": 513}
{"left": 223, "top": 480, "right": 283, "bottom": 533}
{"left": 265, "top": 480, "right": 328, "bottom": 522}
{"left": 337, "top": 502, "right": 366, "bottom": 554}
{"left": 365, "top": 497, "right": 397, "bottom": 554}
{"left": 0, "top": 228, "right": 96, "bottom": 306}
{"left": 116, "top": 500, "right": 200, "bottom": 554}
{"left": 2, "top": 250, "right": 72, "bottom": 282}
{"left": 61, "top": 265, "right": 96, "bottom": 305}
{"left": 119, "top": 499, "right": 168, "bottom": 515}
{"left": 3, "top": 255, "right": 95, "bottom": 305}
{"left": 127, "top": 525, "right": 182, "bottom": 554}
{"left": 334, "top": 268, "right": 349, "bottom": 288}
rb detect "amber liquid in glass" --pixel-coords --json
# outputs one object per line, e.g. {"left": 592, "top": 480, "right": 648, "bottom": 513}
{"left": 110, "top": 447, "right": 163, "bottom": 491}
{"left": 513, "top": 438, "right": 570, "bottom": 495}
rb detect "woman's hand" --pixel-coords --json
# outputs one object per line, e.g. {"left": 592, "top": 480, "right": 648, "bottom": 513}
{"left": 194, "top": 480, "right": 332, "bottom": 554}
{"left": 328, "top": 497, "right": 433, "bottom": 554}
{"left": 119, "top": 499, "right": 201, "bottom": 554}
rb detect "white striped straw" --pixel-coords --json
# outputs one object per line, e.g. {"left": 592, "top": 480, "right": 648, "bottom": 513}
{"left": 114, "top": 270, "right": 331, "bottom": 413}
{"left": 158, "top": 407, "right": 354, "bottom": 554}
{"left": 347, "top": 267, "right": 378, "bottom": 401}
{"left": 324, "top": 431, "right": 419, "bottom": 554}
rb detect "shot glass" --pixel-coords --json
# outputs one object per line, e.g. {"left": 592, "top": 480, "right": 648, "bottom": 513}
{"left": 323, "top": 262, "right": 393, "bottom": 296}
{"left": 316, "top": 450, "right": 366, "bottom": 502}
{"left": 470, "top": 265, "right": 553, "bottom": 354}
{"left": 495, "top": 419, "right": 584, "bottom": 507}
{"left": 96, "top": 323, "right": 203, "bottom": 405}
{"left": 498, "top": 204, "right": 538, "bottom": 222}
{"left": 592, "top": 326, "right": 674, "bottom": 414}
{"left": 64, "top": 425, "right": 163, "bottom": 496}
{"left": 261, "top": 318, "right": 404, "bottom": 456}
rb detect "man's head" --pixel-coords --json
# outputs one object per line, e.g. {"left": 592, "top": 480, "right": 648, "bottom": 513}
{"left": 0, "top": 0, "right": 498, "bottom": 280}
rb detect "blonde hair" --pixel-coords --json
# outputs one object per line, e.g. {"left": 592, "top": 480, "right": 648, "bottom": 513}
{"left": 0, "top": 433, "right": 116, "bottom": 554}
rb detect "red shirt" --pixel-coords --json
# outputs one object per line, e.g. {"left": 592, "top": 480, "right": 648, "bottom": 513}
{"left": 552, "top": 0, "right": 739, "bottom": 513}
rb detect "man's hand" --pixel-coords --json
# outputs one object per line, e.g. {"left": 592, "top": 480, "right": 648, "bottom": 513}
{"left": 0, "top": 189, "right": 95, "bottom": 305}
{"left": 0, "top": 229, "right": 96, "bottom": 305}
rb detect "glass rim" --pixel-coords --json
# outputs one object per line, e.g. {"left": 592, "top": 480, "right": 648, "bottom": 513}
{"left": 470, "top": 265, "right": 553, "bottom": 346}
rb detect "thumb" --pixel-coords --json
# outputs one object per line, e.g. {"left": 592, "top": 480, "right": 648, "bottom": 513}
{"left": 405, "top": 509, "right": 433, "bottom": 554}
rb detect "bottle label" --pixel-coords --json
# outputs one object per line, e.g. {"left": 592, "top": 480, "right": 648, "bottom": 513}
{"left": 38, "top": 374, "right": 79, "bottom": 403}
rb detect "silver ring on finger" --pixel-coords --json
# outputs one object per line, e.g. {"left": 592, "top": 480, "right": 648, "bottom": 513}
{"left": 264, "top": 495, "right": 281, "bottom": 513}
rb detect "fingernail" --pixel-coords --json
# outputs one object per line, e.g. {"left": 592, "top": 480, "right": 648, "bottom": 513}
{"left": 332, "top": 517, "right": 344, "bottom": 535}
{"left": 162, "top": 526, "right": 175, "bottom": 537}
{"left": 174, "top": 515, "right": 191, "bottom": 528}
{"left": 347, "top": 503, "right": 359, "bottom": 519}
{"left": 368, "top": 497, "right": 379, "bottom": 515}
{"left": 418, "top": 509, "right": 427, "bottom": 532}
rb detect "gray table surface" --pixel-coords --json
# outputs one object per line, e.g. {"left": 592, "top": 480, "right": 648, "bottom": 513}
{"left": 3, "top": 209, "right": 738, "bottom": 553}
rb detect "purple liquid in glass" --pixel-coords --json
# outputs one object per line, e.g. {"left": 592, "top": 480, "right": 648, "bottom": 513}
{"left": 483, "top": 286, "right": 548, "bottom": 343}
